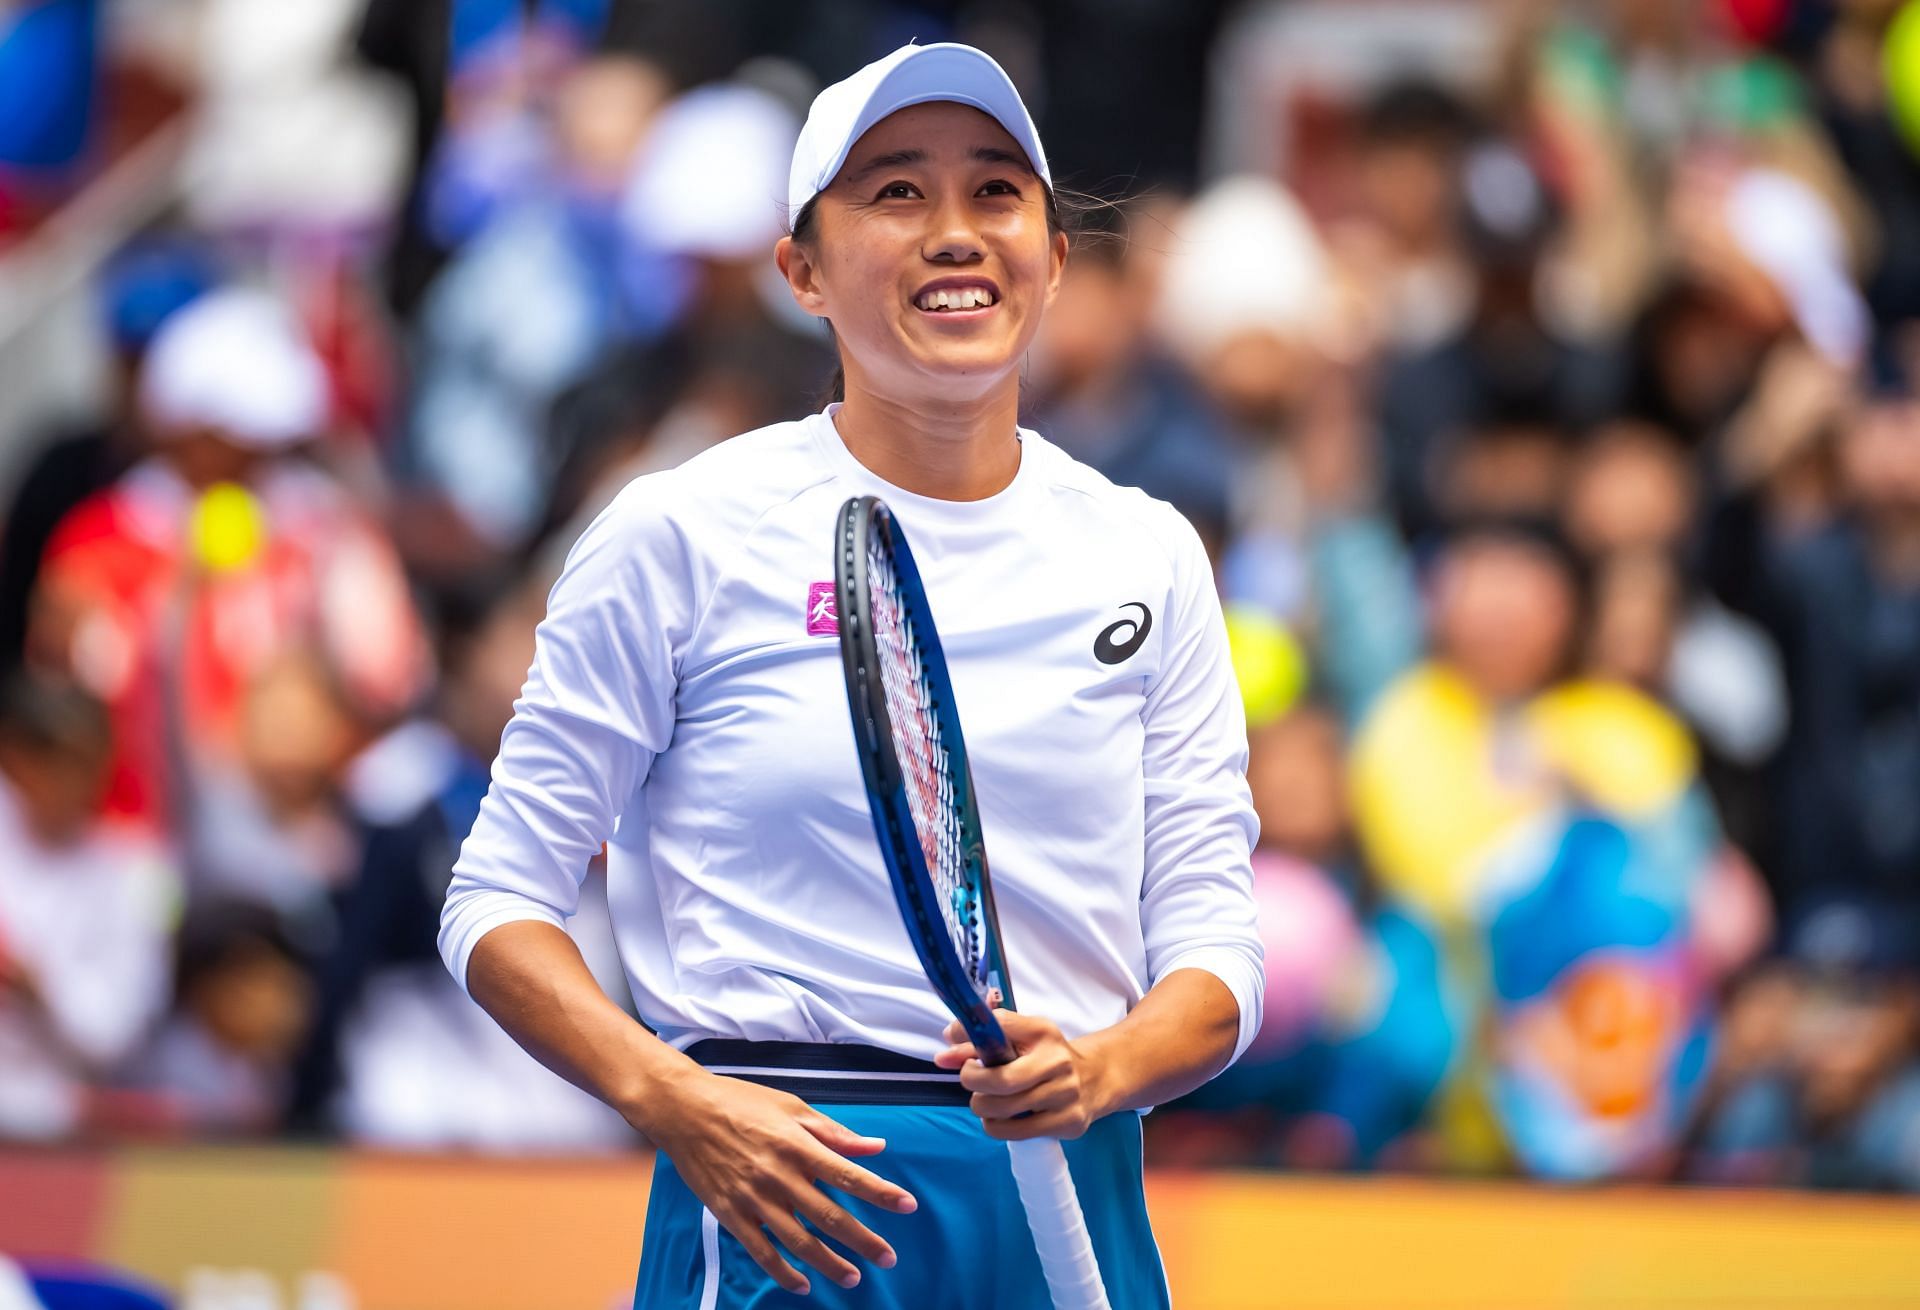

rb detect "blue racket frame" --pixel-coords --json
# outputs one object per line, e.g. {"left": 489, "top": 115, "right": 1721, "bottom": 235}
{"left": 835, "top": 495, "right": 1018, "bottom": 1063}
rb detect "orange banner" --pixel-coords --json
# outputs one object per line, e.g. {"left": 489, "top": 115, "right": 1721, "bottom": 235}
{"left": 4, "top": 1149, "right": 1918, "bottom": 1309}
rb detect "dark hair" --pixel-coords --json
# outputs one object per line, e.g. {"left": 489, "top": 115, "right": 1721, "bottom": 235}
{"left": 788, "top": 178, "right": 1082, "bottom": 405}
{"left": 1439, "top": 512, "right": 1592, "bottom": 602}
{"left": 173, "top": 899, "right": 299, "bottom": 999}
{"left": 1361, "top": 78, "right": 1477, "bottom": 151}
{"left": 0, "top": 673, "right": 111, "bottom": 760}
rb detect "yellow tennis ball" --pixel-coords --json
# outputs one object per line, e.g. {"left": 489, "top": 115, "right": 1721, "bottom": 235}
{"left": 1887, "top": 2, "right": 1920, "bottom": 156}
{"left": 1224, "top": 605, "right": 1308, "bottom": 728}
{"left": 189, "top": 482, "right": 266, "bottom": 573}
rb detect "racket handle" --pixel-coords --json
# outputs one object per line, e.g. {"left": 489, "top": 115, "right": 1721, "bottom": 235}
{"left": 1006, "top": 1138, "right": 1112, "bottom": 1310}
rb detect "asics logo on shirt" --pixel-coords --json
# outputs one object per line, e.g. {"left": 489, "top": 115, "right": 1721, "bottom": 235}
{"left": 1094, "top": 602, "right": 1153, "bottom": 664}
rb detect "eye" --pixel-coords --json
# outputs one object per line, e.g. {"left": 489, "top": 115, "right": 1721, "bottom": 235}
{"left": 876, "top": 180, "right": 921, "bottom": 200}
{"left": 978, "top": 178, "right": 1021, "bottom": 197}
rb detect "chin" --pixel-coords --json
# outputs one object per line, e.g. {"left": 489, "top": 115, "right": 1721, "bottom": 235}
{"left": 912, "top": 334, "right": 1027, "bottom": 381}
{"left": 916, "top": 357, "right": 1022, "bottom": 399}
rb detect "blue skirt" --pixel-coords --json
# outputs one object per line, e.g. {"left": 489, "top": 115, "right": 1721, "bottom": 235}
{"left": 631, "top": 1042, "right": 1170, "bottom": 1310}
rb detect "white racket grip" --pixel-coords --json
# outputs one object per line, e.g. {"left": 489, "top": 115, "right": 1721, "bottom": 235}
{"left": 1006, "top": 1138, "right": 1112, "bottom": 1310}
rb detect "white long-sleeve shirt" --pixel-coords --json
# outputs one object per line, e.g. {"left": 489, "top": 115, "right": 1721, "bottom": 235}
{"left": 441, "top": 409, "right": 1264, "bottom": 1068}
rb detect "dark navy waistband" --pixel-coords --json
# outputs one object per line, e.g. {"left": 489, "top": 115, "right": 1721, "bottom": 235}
{"left": 685, "top": 1039, "right": 969, "bottom": 1107}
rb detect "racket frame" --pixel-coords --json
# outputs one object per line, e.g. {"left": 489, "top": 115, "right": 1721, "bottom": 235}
{"left": 835, "top": 495, "right": 1017, "bottom": 1059}
{"left": 832, "top": 494, "right": 1113, "bottom": 1310}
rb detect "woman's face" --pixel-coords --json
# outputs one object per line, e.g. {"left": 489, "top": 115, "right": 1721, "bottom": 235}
{"left": 778, "top": 102, "right": 1067, "bottom": 405}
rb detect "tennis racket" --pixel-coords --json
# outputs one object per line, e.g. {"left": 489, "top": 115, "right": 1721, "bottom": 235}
{"left": 834, "top": 495, "right": 1111, "bottom": 1310}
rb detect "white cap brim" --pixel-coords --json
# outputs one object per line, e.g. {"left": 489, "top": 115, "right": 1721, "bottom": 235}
{"left": 787, "top": 42, "right": 1050, "bottom": 219}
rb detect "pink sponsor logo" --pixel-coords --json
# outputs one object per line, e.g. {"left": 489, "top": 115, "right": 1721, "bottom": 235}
{"left": 806, "top": 582, "right": 839, "bottom": 636}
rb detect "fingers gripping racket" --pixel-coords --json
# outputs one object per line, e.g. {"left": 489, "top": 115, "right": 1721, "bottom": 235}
{"left": 834, "top": 496, "right": 1111, "bottom": 1310}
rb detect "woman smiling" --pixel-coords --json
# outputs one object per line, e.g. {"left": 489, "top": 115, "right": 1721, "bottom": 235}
{"left": 440, "top": 42, "right": 1263, "bottom": 1309}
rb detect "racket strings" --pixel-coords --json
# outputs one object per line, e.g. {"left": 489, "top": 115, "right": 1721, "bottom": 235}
{"left": 866, "top": 537, "right": 988, "bottom": 990}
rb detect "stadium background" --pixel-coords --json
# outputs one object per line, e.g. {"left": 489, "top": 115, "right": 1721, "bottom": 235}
{"left": 2, "top": 0, "right": 1920, "bottom": 1305}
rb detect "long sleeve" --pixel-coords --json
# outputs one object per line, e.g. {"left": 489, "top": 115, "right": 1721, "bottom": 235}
{"left": 1137, "top": 510, "right": 1265, "bottom": 1065}
{"left": 438, "top": 485, "right": 696, "bottom": 994}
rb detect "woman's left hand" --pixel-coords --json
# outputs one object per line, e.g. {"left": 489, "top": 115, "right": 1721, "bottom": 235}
{"left": 933, "top": 1010, "right": 1113, "bottom": 1141}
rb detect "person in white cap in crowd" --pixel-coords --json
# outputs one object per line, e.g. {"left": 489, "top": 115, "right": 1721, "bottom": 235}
{"left": 442, "top": 42, "right": 1261, "bottom": 1307}
{"left": 29, "top": 287, "right": 427, "bottom": 840}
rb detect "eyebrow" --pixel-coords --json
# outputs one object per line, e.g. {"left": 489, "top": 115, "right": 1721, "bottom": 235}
{"left": 839, "top": 145, "right": 1035, "bottom": 185}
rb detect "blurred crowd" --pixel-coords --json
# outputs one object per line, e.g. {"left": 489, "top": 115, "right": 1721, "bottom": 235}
{"left": 1, "top": 0, "right": 1919, "bottom": 1193}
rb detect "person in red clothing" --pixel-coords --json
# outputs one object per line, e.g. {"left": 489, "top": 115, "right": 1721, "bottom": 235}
{"left": 29, "top": 288, "right": 429, "bottom": 837}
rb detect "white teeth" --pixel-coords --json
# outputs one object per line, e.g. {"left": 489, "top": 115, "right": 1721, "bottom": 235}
{"left": 916, "top": 286, "right": 996, "bottom": 311}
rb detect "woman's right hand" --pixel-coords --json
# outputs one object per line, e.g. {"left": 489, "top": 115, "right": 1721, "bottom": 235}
{"left": 460, "top": 925, "right": 913, "bottom": 1296}
{"left": 632, "top": 1068, "right": 918, "bottom": 1296}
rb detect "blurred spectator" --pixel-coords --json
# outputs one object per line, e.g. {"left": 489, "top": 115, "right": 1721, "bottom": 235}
{"left": 358, "top": 0, "right": 614, "bottom": 314}
{"left": 403, "top": 49, "right": 684, "bottom": 549}
{"left": 120, "top": 900, "right": 311, "bottom": 1136}
{"left": 180, "top": 0, "right": 411, "bottom": 239}
{"left": 28, "top": 287, "right": 427, "bottom": 837}
{"left": 1156, "top": 175, "right": 1332, "bottom": 619}
{"left": 1627, "top": 162, "right": 1868, "bottom": 443}
{"left": 1327, "top": 79, "right": 1479, "bottom": 361}
{"left": 1027, "top": 213, "right": 1237, "bottom": 545}
{"left": 0, "top": 236, "right": 219, "bottom": 671}
{"left": 534, "top": 331, "right": 697, "bottom": 536}
{"left": 1317, "top": 504, "right": 1748, "bottom": 1176}
{"left": 1709, "top": 357, "right": 1920, "bottom": 921}
{"left": 188, "top": 651, "right": 364, "bottom": 917}
{"left": 0, "top": 674, "right": 174, "bottom": 1142}
{"left": 617, "top": 80, "right": 832, "bottom": 456}
{"left": 1373, "top": 138, "right": 1620, "bottom": 543}
{"left": 1824, "top": 0, "right": 1920, "bottom": 325}
{"left": 1247, "top": 706, "right": 1352, "bottom": 877}
{"left": 1565, "top": 418, "right": 1788, "bottom": 860}
{"left": 1693, "top": 896, "right": 1920, "bottom": 1190}
{"left": 293, "top": 570, "right": 634, "bottom": 1151}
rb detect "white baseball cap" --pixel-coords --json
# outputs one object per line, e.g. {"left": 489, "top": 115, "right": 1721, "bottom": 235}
{"left": 786, "top": 41, "right": 1050, "bottom": 220}
{"left": 139, "top": 287, "right": 328, "bottom": 448}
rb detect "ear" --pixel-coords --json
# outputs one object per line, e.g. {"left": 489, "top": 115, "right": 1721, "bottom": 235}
{"left": 775, "top": 235, "right": 830, "bottom": 318}
{"left": 1042, "top": 227, "right": 1069, "bottom": 308}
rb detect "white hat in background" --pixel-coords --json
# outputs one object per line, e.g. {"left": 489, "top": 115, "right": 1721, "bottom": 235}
{"left": 184, "top": 0, "right": 409, "bottom": 232}
{"left": 139, "top": 288, "right": 329, "bottom": 448}
{"left": 623, "top": 85, "right": 801, "bottom": 261}
{"left": 1724, "top": 168, "right": 1868, "bottom": 368}
{"left": 1156, "top": 175, "right": 1329, "bottom": 363}
{"left": 785, "top": 42, "right": 1050, "bottom": 220}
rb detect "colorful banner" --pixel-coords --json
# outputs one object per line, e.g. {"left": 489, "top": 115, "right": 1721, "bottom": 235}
{"left": 4, "top": 1149, "right": 1918, "bottom": 1309}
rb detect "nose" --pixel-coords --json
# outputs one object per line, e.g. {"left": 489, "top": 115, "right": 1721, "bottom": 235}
{"left": 922, "top": 189, "right": 986, "bottom": 265}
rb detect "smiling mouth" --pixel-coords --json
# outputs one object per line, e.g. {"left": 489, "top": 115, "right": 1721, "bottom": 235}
{"left": 914, "top": 286, "right": 998, "bottom": 312}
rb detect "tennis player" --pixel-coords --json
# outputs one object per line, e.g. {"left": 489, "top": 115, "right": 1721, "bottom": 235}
{"left": 441, "top": 42, "right": 1263, "bottom": 1309}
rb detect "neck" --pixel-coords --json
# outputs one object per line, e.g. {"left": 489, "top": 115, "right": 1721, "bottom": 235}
{"left": 831, "top": 374, "right": 1024, "bottom": 501}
